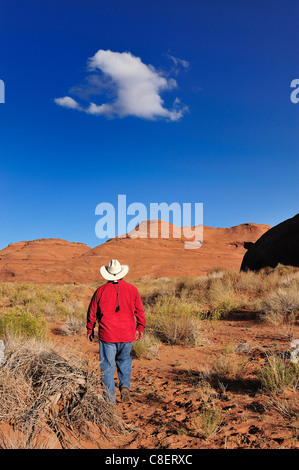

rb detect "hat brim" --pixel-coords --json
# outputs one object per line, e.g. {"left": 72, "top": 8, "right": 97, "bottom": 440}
{"left": 100, "top": 264, "right": 129, "bottom": 281}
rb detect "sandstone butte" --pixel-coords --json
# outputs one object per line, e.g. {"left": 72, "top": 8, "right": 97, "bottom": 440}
{"left": 0, "top": 220, "right": 271, "bottom": 284}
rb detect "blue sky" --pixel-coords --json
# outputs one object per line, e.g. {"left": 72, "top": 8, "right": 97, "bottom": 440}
{"left": 0, "top": 0, "right": 298, "bottom": 249}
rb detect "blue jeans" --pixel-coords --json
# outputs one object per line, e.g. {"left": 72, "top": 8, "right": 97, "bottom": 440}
{"left": 99, "top": 341, "right": 132, "bottom": 403}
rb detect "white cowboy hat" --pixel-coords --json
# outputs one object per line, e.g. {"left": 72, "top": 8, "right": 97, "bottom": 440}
{"left": 100, "top": 259, "right": 129, "bottom": 281}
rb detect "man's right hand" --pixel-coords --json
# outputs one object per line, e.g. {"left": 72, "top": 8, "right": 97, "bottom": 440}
{"left": 135, "top": 330, "right": 143, "bottom": 341}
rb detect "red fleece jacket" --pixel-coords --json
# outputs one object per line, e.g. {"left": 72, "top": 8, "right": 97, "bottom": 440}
{"left": 86, "top": 280, "right": 146, "bottom": 343}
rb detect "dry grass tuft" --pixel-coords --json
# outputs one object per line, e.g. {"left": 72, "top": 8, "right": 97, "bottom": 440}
{"left": 192, "top": 405, "right": 225, "bottom": 439}
{"left": 60, "top": 317, "right": 86, "bottom": 336}
{"left": 257, "top": 352, "right": 299, "bottom": 394}
{"left": 131, "top": 333, "right": 160, "bottom": 360}
{"left": 261, "top": 288, "right": 299, "bottom": 329}
{"left": 0, "top": 428, "right": 59, "bottom": 449}
{"left": 266, "top": 396, "right": 299, "bottom": 421}
{"left": 211, "top": 353, "right": 249, "bottom": 382}
{"left": 146, "top": 297, "right": 203, "bottom": 347}
{"left": 0, "top": 335, "right": 126, "bottom": 448}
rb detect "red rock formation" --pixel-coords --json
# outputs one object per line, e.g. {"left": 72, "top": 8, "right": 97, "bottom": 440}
{"left": 0, "top": 220, "right": 271, "bottom": 284}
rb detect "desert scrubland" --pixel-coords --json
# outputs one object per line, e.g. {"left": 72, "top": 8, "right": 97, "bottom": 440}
{"left": 0, "top": 265, "right": 298, "bottom": 449}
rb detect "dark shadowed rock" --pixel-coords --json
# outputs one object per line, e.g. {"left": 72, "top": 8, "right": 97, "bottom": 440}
{"left": 241, "top": 213, "right": 299, "bottom": 271}
{"left": 243, "top": 242, "right": 255, "bottom": 250}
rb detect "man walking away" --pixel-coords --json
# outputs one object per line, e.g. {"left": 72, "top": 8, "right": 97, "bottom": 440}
{"left": 86, "top": 259, "right": 146, "bottom": 403}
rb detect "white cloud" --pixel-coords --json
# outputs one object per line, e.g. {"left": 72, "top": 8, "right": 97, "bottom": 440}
{"left": 54, "top": 96, "right": 82, "bottom": 110}
{"left": 54, "top": 50, "right": 188, "bottom": 121}
{"left": 166, "top": 54, "right": 190, "bottom": 69}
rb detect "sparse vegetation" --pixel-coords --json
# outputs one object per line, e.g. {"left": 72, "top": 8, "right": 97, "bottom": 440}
{"left": 1, "top": 265, "right": 298, "bottom": 339}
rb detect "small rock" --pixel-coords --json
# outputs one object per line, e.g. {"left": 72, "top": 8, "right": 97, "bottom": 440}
{"left": 290, "top": 339, "right": 299, "bottom": 364}
{"left": 290, "top": 348, "right": 299, "bottom": 364}
{"left": 235, "top": 343, "right": 252, "bottom": 353}
{"left": 290, "top": 339, "right": 299, "bottom": 349}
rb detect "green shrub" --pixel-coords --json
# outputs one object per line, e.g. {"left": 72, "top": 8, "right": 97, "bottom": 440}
{"left": 0, "top": 308, "right": 48, "bottom": 340}
{"left": 211, "top": 296, "right": 240, "bottom": 320}
{"left": 0, "top": 283, "right": 88, "bottom": 322}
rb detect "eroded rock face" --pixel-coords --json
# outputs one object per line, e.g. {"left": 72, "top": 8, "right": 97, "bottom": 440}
{"left": 241, "top": 213, "right": 299, "bottom": 271}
